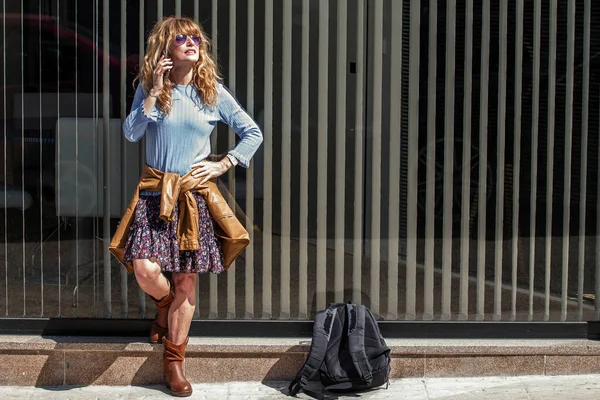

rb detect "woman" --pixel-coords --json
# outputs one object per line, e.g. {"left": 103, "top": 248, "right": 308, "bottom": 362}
{"left": 115, "top": 16, "right": 262, "bottom": 397}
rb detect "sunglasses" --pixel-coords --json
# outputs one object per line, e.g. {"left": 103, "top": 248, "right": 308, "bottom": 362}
{"left": 174, "top": 34, "right": 201, "bottom": 47}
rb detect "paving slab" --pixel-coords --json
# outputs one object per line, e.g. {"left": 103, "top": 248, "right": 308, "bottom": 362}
{"left": 2, "top": 375, "right": 600, "bottom": 399}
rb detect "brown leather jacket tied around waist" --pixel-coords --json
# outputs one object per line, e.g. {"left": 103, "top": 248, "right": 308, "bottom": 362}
{"left": 109, "top": 166, "right": 250, "bottom": 274}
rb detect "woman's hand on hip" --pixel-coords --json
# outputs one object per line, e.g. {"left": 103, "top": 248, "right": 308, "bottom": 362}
{"left": 190, "top": 159, "right": 232, "bottom": 184}
{"left": 152, "top": 54, "right": 173, "bottom": 92}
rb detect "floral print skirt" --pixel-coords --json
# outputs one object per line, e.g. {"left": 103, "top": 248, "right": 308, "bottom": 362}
{"left": 123, "top": 191, "right": 225, "bottom": 274}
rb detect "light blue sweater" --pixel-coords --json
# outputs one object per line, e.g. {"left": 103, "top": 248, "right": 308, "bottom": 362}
{"left": 123, "top": 82, "right": 263, "bottom": 176}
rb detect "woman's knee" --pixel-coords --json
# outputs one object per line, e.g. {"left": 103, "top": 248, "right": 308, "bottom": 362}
{"left": 133, "top": 259, "right": 162, "bottom": 282}
{"left": 172, "top": 273, "right": 197, "bottom": 296}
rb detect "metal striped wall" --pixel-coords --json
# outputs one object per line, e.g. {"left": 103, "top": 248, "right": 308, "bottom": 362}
{"left": 0, "top": 0, "right": 599, "bottom": 323}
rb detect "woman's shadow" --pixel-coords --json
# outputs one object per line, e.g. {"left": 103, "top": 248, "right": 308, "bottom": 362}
{"left": 34, "top": 335, "right": 169, "bottom": 395}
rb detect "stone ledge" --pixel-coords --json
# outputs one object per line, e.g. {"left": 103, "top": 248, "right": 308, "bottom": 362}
{"left": 1, "top": 336, "right": 600, "bottom": 386}
{"left": 2, "top": 336, "right": 600, "bottom": 355}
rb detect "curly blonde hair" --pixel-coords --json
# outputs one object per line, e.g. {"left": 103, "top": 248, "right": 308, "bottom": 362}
{"left": 134, "top": 16, "right": 221, "bottom": 114}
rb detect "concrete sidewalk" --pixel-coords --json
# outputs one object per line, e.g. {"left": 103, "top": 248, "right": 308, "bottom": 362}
{"left": 2, "top": 375, "right": 600, "bottom": 399}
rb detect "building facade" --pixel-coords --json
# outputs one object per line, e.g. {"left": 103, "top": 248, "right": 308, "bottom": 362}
{"left": 1, "top": 0, "right": 600, "bottom": 326}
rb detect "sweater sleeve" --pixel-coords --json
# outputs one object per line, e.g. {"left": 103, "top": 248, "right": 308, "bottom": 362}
{"left": 122, "top": 84, "right": 161, "bottom": 142}
{"left": 217, "top": 83, "right": 263, "bottom": 168}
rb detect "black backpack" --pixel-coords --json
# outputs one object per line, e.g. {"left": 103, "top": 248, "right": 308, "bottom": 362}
{"left": 288, "top": 302, "right": 391, "bottom": 398}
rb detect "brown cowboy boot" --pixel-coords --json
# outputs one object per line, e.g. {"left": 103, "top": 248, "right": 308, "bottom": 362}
{"left": 163, "top": 336, "right": 192, "bottom": 397}
{"left": 149, "top": 283, "right": 174, "bottom": 344}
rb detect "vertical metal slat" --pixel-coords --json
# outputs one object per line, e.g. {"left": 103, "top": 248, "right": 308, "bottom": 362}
{"left": 424, "top": 0, "right": 437, "bottom": 321}
{"left": 477, "top": 1, "right": 491, "bottom": 321}
{"left": 262, "top": 0, "right": 274, "bottom": 319}
{"left": 227, "top": 0, "right": 237, "bottom": 320}
{"left": 75, "top": 0, "right": 80, "bottom": 317}
{"left": 157, "top": 0, "right": 163, "bottom": 20}
{"left": 529, "top": 0, "right": 542, "bottom": 321}
{"left": 2, "top": 1, "right": 6, "bottom": 316}
{"left": 280, "top": 0, "right": 292, "bottom": 318}
{"left": 63, "top": 4, "right": 79, "bottom": 316}
{"left": 459, "top": 0, "right": 474, "bottom": 321}
{"left": 93, "top": 0, "right": 99, "bottom": 317}
{"left": 561, "top": 0, "right": 575, "bottom": 321}
{"left": 120, "top": 0, "right": 128, "bottom": 318}
{"left": 316, "top": 0, "right": 328, "bottom": 312}
{"left": 175, "top": 0, "right": 181, "bottom": 17}
{"left": 579, "top": 0, "right": 590, "bottom": 321}
{"left": 493, "top": 0, "right": 508, "bottom": 321}
{"left": 138, "top": 0, "right": 146, "bottom": 173}
{"left": 20, "top": 1, "right": 25, "bottom": 316}
{"left": 352, "top": 0, "right": 365, "bottom": 307}
{"left": 406, "top": 0, "right": 420, "bottom": 321}
{"left": 210, "top": 0, "right": 218, "bottom": 153}
{"left": 103, "top": 0, "right": 112, "bottom": 318}
{"left": 334, "top": 0, "right": 348, "bottom": 304}
{"left": 386, "top": 0, "right": 402, "bottom": 321}
{"left": 138, "top": 0, "right": 147, "bottom": 318}
{"left": 38, "top": 2, "right": 44, "bottom": 316}
{"left": 544, "top": 0, "right": 558, "bottom": 321}
{"left": 245, "top": 0, "right": 256, "bottom": 319}
{"left": 209, "top": 0, "right": 219, "bottom": 319}
{"left": 298, "top": 0, "right": 309, "bottom": 319}
{"left": 442, "top": 0, "right": 456, "bottom": 321}
{"left": 370, "top": 0, "right": 383, "bottom": 317}
{"left": 511, "top": 0, "right": 524, "bottom": 321}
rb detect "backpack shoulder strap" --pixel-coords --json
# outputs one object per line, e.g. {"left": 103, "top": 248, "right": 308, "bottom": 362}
{"left": 288, "top": 306, "right": 340, "bottom": 396}
{"left": 346, "top": 303, "right": 374, "bottom": 385}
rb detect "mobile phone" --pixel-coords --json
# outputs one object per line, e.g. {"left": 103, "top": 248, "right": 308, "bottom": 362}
{"left": 162, "top": 50, "right": 170, "bottom": 79}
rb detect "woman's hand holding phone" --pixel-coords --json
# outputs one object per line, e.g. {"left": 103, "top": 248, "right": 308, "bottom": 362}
{"left": 151, "top": 53, "right": 172, "bottom": 95}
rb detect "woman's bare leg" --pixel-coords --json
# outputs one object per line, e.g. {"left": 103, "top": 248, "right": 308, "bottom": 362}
{"left": 168, "top": 272, "right": 197, "bottom": 345}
